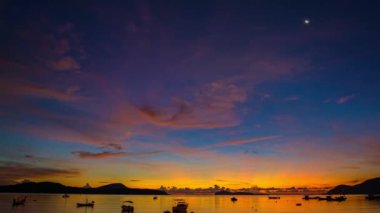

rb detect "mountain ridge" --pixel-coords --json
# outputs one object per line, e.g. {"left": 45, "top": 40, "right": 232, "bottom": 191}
{"left": 0, "top": 181, "right": 168, "bottom": 195}
{"left": 327, "top": 177, "right": 380, "bottom": 194}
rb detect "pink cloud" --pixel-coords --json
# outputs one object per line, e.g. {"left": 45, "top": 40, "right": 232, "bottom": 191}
{"left": 209, "top": 135, "right": 279, "bottom": 148}
{"left": 3, "top": 82, "right": 86, "bottom": 103}
{"left": 336, "top": 94, "right": 356, "bottom": 104}
{"left": 137, "top": 80, "right": 247, "bottom": 129}
{"left": 51, "top": 56, "right": 81, "bottom": 71}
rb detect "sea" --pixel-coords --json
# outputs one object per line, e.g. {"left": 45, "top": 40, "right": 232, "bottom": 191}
{"left": 0, "top": 194, "right": 379, "bottom": 213}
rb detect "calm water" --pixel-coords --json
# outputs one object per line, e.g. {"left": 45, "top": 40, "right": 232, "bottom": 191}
{"left": 1, "top": 194, "right": 380, "bottom": 213}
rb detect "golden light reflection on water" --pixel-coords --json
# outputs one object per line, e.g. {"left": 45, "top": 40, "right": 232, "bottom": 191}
{"left": 1, "top": 194, "right": 380, "bottom": 213}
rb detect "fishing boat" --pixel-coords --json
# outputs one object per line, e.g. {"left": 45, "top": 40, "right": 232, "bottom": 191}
{"left": 303, "top": 195, "right": 320, "bottom": 200}
{"left": 121, "top": 200, "right": 134, "bottom": 212}
{"left": 62, "top": 194, "right": 70, "bottom": 198}
{"left": 332, "top": 196, "right": 347, "bottom": 202}
{"left": 77, "top": 199, "right": 95, "bottom": 207}
{"left": 318, "top": 195, "right": 346, "bottom": 202}
{"left": 268, "top": 196, "right": 281, "bottom": 199}
{"left": 366, "top": 194, "right": 380, "bottom": 200}
{"left": 318, "top": 196, "right": 331, "bottom": 201}
{"left": 172, "top": 199, "right": 188, "bottom": 213}
{"left": 231, "top": 197, "right": 238, "bottom": 202}
{"left": 12, "top": 196, "right": 26, "bottom": 206}
{"left": 153, "top": 196, "right": 158, "bottom": 200}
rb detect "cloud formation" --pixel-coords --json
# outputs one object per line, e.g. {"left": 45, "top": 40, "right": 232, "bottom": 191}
{"left": 284, "top": 96, "right": 300, "bottom": 101}
{"left": 138, "top": 80, "right": 247, "bottom": 129}
{"left": 3, "top": 83, "right": 85, "bottom": 102}
{"left": 71, "top": 150, "right": 165, "bottom": 159}
{"left": 209, "top": 135, "right": 279, "bottom": 148}
{"left": 336, "top": 94, "right": 356, "bottom": 104}
{"left": 0, "top": 162, "right": 80, "bottom": 185}
{"left": 51, "top": 56, "right": 81, "bottom": 71}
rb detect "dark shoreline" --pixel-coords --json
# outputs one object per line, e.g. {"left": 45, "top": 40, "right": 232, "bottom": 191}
{"left": 0, "top": 182, "right": 167, "bottom": 195}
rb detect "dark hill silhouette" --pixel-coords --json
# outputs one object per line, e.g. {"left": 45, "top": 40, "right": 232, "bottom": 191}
{"left": 215, "top": 190, "right": 266, "bottom": 195}
{"left": 95, "top": 183, "right": 128, "bottom": 191}
{"left": 0, "top": 181, "right": 168, "bottom": 195}
{"left": 327, "top": 177, "right": 380, "bottom": 194}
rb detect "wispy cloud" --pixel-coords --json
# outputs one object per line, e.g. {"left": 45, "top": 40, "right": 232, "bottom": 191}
{"left": 209, "top": 135, "right": 279, "bottom": 148}
{"left": 50, "top": 56, "right": 81, "bottom": 71}
{"left": 71, "top": 150, "right": 165, "bottom": 159}
{"left": 71, "top": 151, "right": 126, "bottom": 159}
{"left": 284, "top": 96, "right": 300, "bottom": 101}
{"left": 4, "top": 83, "right": 87, "bottom": 102}
{"left": 0, "top": 161, "right": 80, "bottom": 185}
{"left": 137, "top": 80, "right": 247, "bottom": 129}
{"left": 336, "top": 94, "right": 356, "bottom": 104}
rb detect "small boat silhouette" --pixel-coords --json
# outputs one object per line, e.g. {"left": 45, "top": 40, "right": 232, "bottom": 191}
{"left": 77, "top": 199, "right": 95, "bottom": 207}
{"left": 303, "top": 195, "right": 320, "bottom": 200}
{"left": 153, "top": 196, "right": 158, "bottom": 200}
{"left": 366, "top": 194, "right": 380, "bottom": 200}
{"left": 318, "top": 195, "right": 346, "bottom": 202}
{"left": 121, "top": 200, "right": 134, "bottom": 212}
{"left": 268, "top": 196, "right": 280, "bottom": 199}
{"left": 172, "top": 199, "right": 188, "bottom": 213}
{"left": 12, "top": 196, "right": 26, "bottom": 206}
{"left": 62, "top": 194, "right": 70, "bottom": 198}
{"left": 231, "top": 197, "right": 238, "bottom": 202}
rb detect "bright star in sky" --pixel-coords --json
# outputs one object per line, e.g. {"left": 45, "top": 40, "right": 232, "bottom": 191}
{"left": 304, "top": 19, "right": 310, "bottom": 24}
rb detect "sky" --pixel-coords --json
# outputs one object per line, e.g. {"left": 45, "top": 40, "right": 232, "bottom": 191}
{"left": 0, "top": 0, "right": 379, "bottom": 189}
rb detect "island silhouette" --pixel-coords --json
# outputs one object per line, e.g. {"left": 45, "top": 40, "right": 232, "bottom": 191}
{"left": 327, "top": 177, "right": 380, "bottom": 195}
{"left": 0, "top": 182, "right": 167, "bottom": 195}
{"left": 1, "top": 177, "right": 380, "bottom": 195}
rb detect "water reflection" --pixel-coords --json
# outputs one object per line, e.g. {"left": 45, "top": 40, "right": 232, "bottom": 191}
{"left": 0, "top": 194, "right": 379, "bottom": 213}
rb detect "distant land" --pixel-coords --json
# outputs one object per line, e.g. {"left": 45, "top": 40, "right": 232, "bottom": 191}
{"left": 328, "top": 177, "right": 380, "bottom": 195}
{"left": 0, "top": 182, "right": 168, "bottom": 195}
{"left": 215, "top": 190, "right": 266, "bottom": 195}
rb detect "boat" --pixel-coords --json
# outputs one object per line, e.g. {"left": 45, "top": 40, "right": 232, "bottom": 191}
{"left": 318, "top": 196, "right": 346, "bottom": 202}
{"left": 172, "top": 199, "right": 188, "bottom": 213}
{"left": 318, "top": 196, "right": 329, "bottom": 201}
{"left": 77, "top": 199, "right": 95, "bottom": 207}
{"left": 121, "top": 200, "right": 134, "bottom": 212}
{"left": 303, "top": 195, "right": 320, "bottom": 200}
{"left": 231, "top": 197, "right": 238, "bottom": 202}
{"left": 153, "top": 196, "right": 158, "bottom": 200}
{"left": 62, "top": 194, "right": 70, "bottom": 198}
{"left": 333, "top": 196, "right": 347, "bottom": 202}
{"left": 366, "top": 194, "right": 380, "bottom": 200}
{"left": 268, "top": 196, "right": 281, "bottom": 199}
{"left": 296, "top": 203, "right": 302, "bottom": 206}
{"left": 12, "top": 196, "right": 26, "bottom": 206}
